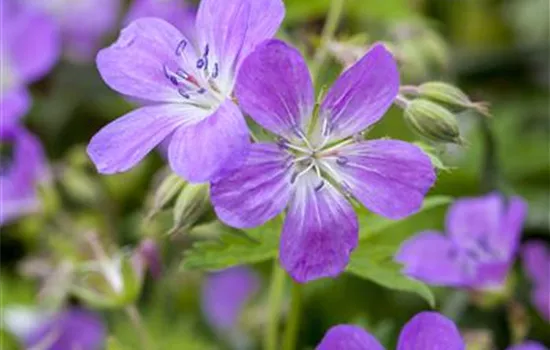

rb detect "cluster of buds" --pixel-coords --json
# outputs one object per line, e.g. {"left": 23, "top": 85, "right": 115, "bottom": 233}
{"left": 146, "top": 171, "right": 210, "bottom": 235}
{"left": 71, "top": 234, "right": 161, "bottom": 309}
{"left": 395, "top": 82, "right": 491, "bottom": 145}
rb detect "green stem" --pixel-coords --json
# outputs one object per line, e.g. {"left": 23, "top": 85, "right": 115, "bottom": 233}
{"left": 125, "top": 304, "right": 155, "bottom": 350}
{"left": 264, "top": 260, "right": 287, "bottom": 350}
{"left": 282, "top": 282, "right": 302, "bottom": 350}
{"left": 310, "top": 0, "right": 346, "bottom": 82}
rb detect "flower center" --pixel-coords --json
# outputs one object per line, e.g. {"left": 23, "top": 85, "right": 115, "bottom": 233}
{"left": 162, "top": 41, "right": 224, "bottom": 110}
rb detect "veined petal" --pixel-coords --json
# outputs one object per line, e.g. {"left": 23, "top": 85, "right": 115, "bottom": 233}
{"left": 532, "top": 285, "right": 550, "bottom": 322}
{"left": 201, "top": 267, "right": 260, "bottom": 331}
{"left": 211, "top": 143, "right": 293, "bottom": 228}
{"left": 397, "top": 312, "right": 465, "bottom": 350}
{"left": 5, "top": 3, "right": 60, "bottom": 84}
{"left": 124, "top": 0, "right": 196, "bottom": 41}
{"left": 168, "top": 100, "right": 250, "bottom": 183}
{"left": 196, "top": 0, "right": 284, "bottom": 93}
{"left": 497, "top": 196, "right": 528, "bottom": 258}
{"left": 446, "top": 194, "right": 503, "bottom": 250}
{"left": 280, "top": 172, "right": 358, "bottom": 283}
{"left": 396, "top": 232, "right": 466, "bottom": 286}
{"left": 324, "top": 140, "right": 435, "bottom": 219}
{"left": 96, "top": 18, "right": 194, "bottom": 102}
{"left": 0, "top": 88, "right": 30, "bottom": 128}
{"left": 320, "top": 44, "right": 399, "bottom": 142}
{"left": 87, "top": 104, "right": 202, "bottom": 174}
{"left": 316, "top": 325, "right": 384, "bottom": 350}
{"left": 522, "top": 241, "right": 549, "bottom": 286}
{"left": 236, "top": 40, "right": 314, "bottom": 140}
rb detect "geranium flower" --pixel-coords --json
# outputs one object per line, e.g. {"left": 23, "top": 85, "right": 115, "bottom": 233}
{"left": 124, "top": 0, "right": 196, "bottom": 42}
{"left": 0, "top": 0, "right": 60, "bottom": 125}
{"left": 201, "top": 266, "right": 259, "bottom": 332}
{"left": 507, "top": 342, "right": 549, "bottom": 350}
{"left": 0, "top": 125, "right": 48, "bottom": 226}
{"left": 396, "top": 194, "right": 527, "bottom": 290}
{"left": 211, "top": 40, "right": 436, "bottom": 283}
{"left": 25, "top": 308, "right": 105, "bottom": 350}
{"left": 522, "top": 241, "right": 550, "bottom": 322}
{"left": 316, "top": 312, "right": 464, "bottom": 350}
{"left": 22, "top": 0, "right": 121, "bottom": 62}
{"left": 88, "top": 0, "right": 285, "bottom": 182}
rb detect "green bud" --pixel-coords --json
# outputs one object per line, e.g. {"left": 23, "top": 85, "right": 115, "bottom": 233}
{"left": 418, "top": 82, "right": 491, "bottom": 117}
{"left": 418, "top": 31, "right": 450, "bottom": 71}
{"left": 148, "top": 172, "right": 186, "bottom": 220}
{"left": 404, "top": 99, "right": 462, "bottom": 144}
{"left": 170, "top": 183, "right": 210, "bottom": 235}
{"left": 72, "top": 253, "right": 142, "bottom": 309}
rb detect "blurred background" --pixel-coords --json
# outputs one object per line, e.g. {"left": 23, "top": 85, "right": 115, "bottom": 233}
{"left": 1, "top": 0, "right": 549, "bottom": 349}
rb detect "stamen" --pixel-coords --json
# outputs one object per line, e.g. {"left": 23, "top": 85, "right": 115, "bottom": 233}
{"left": 178, "top": 89, "right": 190, "bottom": 99}
{"left": 212, "top": 63, "right": 219, "bottom": 78}
{"left": 196, "top": 58, "right": 206, "bottom": 69}
{"left": 175, "top": 39, "right": 187, "bottom": 56}
{"left": 163, "top": 64, "right": 179, "bottom": 86}
{"left": 314, "top": 180, "right": 326, "bottom": 192}
{"left": 176, "top": 69, "right": 190, "bottom": 80}
{"left": 290, "top": 162, "right": 315, "bottom": 184}
{"left": 336, "top": 156, "right": 349, "bottom": 166}
{"left": 197, "top": 88, "right": 207, "bottom": 94}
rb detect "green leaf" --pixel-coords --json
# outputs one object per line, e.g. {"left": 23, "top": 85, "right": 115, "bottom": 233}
{"left": 358, "top": 195, "right": 453, "bottom": 240}
{"left": 346, "top": 244, "right": 436, "bottom": 307}
{"left": 181, "top": 219, "right": 281, "bottom": 271}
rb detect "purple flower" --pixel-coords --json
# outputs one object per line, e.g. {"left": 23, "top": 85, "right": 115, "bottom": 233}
{"left": 25, "top": 308, "right": 105, "bottom": 350}
{"left": 0, "top": 125, "right": 48, "bottom": 226}
{"left": 396, "top": 194, "right": 528, "bottom": 290}
{"left": 316, "top": 311, "right": 464, "bottom": 350}
{"left": 522, "top": 241, "right": 550, "bottom": 322}
{"left": 124, "top": 0, "right": 196, "bottom": 42}
{"left": 210, "top": 40, "right": 436, "bottom": 283}
{"left": 201, "top": 266, "right": 260, "bottom": 332}
{"left": 0, "top": 0, "right": 60, "bottom": 124}
{"left": 23, "top": 0, "right": 121, "bottom": 62}
{"left": 507, "top": 342, "right": 549, "bottom": 350}
{"left": 88, "top": 0, "right": 285, "bottom": 183}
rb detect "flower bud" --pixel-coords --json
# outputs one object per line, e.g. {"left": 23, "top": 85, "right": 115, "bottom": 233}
{"left": 133, "top": 239, "right": 162, "bottom": 279}
{"left": 170, "top": 183, "right": 210, "bottom": 235}
{"left": 72, "top": 253, "right": 142, "bottom": 309}
{"left": 404, "top": 99, "right": 462, "bottom": 144}
{"left": 418, "top": 82, "right": 491, "bottom": 117}
{"left": 148, "top": 172, "right": 186, "bottom": 220}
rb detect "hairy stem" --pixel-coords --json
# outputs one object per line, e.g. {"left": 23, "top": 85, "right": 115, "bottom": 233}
{"left": 282, "top": 281, "right": 302, "bottom": 350}
{"left": 125, "top": 304, "right": 155, "bottom": 350}
{"left": 264, "top": 260, "right": 287, "bottom": 350}
{"left": 310, "top": 0, "right": 346, "bottom": 82}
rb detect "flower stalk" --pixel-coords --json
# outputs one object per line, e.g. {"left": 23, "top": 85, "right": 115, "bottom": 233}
{"left": 264, "top": 260, "right": 287, "bottom": 350}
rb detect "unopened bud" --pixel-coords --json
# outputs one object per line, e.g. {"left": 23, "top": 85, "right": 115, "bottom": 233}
{"left": 418, "top": 82, "right": 491, "bottom": 117}
{"left": 72, "top": 253, "right": 142, "bottom": 309}
{"left": 463, "top": 329, "right": 493, "bottom": 350}
{"left": 133, "top": 239, "right": 162, "bottom": 279}
{"left": 404, "top": 99, "right": 462, "bottom": 144}
{"left": 170, "top": 183, "right": 210, "bottom": 235}
{"left": 418, "top": 31, "right": 450, "bottom": 71}
{"left": 148, "top": 172, "right": 186, "bottom": 220}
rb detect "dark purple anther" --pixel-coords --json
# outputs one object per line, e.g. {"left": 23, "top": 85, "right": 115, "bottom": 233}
{"left": 175, "top": 39, "right": 187, "bottom": 56}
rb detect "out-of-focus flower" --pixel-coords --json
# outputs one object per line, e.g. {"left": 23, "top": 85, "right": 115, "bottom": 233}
{"left": 0, "top": 126, "right": 48, "bottom": 225}
{"left": 507, "top": 341, "right": 549, "bottom": 350}
{"left": 211, "top": 40, "right": 435, "bottom": 283}
{"left": 124, "top": 0, "right": 196, "bottom": 41}
{"left": 88, "top": 0, "right": 285, "bottom": 183}
{"left": 201, "top": 266, "right": 259, "bottom": 332}
{"left": 24, "top": 308, "right": 106, "bottom": 350}
{"left": 521, "top": 241, "right": 550, "bottom": 322}
{"left": 23, "top": 0, "right": 121, "bottom": 62}
{"left": 316, "top": 312, "right": 464, "bottom": 350}
{"left": 133, "top": 238, "right": 163, "bottom": 279}
{"left": 0, "top": 0, "right": 60, "bottom": 123}
{"left": 396, "top": 194, "right": 528, "bottom": 290}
